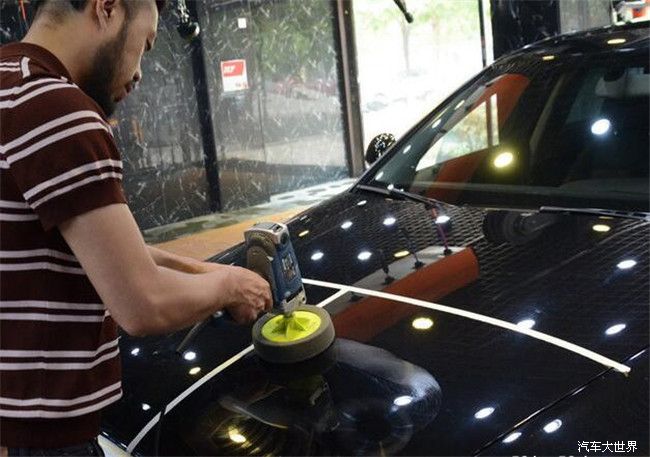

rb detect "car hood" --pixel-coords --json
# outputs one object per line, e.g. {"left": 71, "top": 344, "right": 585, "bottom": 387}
{"left": 104, "top": 191, "right": 649, "bottom": 455}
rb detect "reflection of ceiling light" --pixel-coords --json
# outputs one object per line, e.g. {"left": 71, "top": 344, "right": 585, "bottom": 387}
{"left": 341, "top": 221, "right": 353, "bottom": 230}
{"left": 502, "top": 432, "right": 522, "bottom": 443}
{"left": 591, "top": 118, "right": 611, "bottom": 135}
{"left": 617, "top": 259, "right": 637, "bottom": 270}
{"left": 412, "top": 317, "right": 434, "bottom": 330}
{"left": 387, "top": 183, "right": 395, "bottom": 190}
{"left": 183, "top": 351, "right": 197, "bottom": 361}
{"left": 516, "top": 319, "right": 536, "bottom": 330}
{"left": 605, "top": 323, "right": 626, "bottom": 335}
{"left": 357, "top": 251, "right": 372, "bottom": 261}
{"left": 298, "top": 230, "right": 310, "bottom": 238}
{"left": 376, "top": 171, "right": 384, "bottom": 180}
{"left": 592, "top": 224, "right": 611, "bottom": 233}
{"left": 394, "top": 250, "right": 410, "bottom": 258}
{"left": 383, "top": 216, "right": 396, "bottom": 226}
{"left": 493, "top": 152, "right": 514, "bottom": 168}
{"left": 474, "top": 407, "right": 495, "bottom": 419}
{"left": 431, "top": 118, "right": 442, "bottom": 129}
{"left": 455, "top": 99, "right": 465, "bottom": 110}
{"left": 189, "top": 367, "right": 201, "bottom": 375}
{"left": 542, "top": 55, "right": 555, "bottom": 61}
{"left": 142, "top": 403, "right": 151, "bottom": 411}
{"left": 607, "top": 38, "right": 626, "bottom": 45}
{"left": 393, "top": 395, "right": 413, "bottom": 406}
{"left": 435, "top": 215, "right": 450, "bottom": 224}
{"left": 311, "top": 251, "right": 324, "bottom": 261}
{"left": 228, "top": 428, "right": 247, "bottom": 444}
{"left": 543, "top": 419, "right": 562, "bottom": 433}
{"left": 403, "top": 145, "right": 412, "bottom": 154}
{"left": 357, "top": 200, "right": 367, "bottom": 207}
{"left": 130, "top": 348, "right": 140, "bottom": 356}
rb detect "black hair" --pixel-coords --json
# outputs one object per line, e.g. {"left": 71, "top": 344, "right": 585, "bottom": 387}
{"left": 31, "top": 0, "right": 166, "bottom": 19}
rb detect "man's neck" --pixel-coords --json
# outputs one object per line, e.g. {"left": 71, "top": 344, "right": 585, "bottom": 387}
{"left": 21, "top": 21, "right": 92, "bottom": 84}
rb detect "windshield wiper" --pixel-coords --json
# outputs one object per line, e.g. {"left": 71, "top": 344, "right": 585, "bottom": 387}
{"left": 355, "top": 184, "right": 446, "bottom": 209}
{"left": 540, "top": 206, "right": 650, "bottom": 222}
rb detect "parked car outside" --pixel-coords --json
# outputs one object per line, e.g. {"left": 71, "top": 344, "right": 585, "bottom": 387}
{"left": 101, "top": 22, "right": 649, "bottom": 456}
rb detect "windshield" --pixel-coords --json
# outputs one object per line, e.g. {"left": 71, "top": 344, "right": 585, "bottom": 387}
{"left": 364, "top": 47, "right": 650, "bottom": 212}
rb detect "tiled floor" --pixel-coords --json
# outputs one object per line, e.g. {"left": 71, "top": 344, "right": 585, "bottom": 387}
{"left": 148, "top": 178, "right": 355, "bottom": 259}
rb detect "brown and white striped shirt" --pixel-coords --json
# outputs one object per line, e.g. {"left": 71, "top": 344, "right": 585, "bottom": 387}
{"left": 0, "top": 43, "right": 125, "bottom": 448}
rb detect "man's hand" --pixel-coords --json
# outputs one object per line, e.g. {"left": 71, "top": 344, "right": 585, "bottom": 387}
{"left": 222, "top": 266, "right": 273, "bottom": 324}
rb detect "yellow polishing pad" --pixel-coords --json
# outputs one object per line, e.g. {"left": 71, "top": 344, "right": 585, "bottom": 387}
{"left": 261, "top": 311, "right": 322, "bottom": 343}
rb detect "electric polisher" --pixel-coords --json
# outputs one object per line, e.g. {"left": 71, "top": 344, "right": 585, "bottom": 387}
{"left": 245, "top": 222, "right": 335, "bottom": 364}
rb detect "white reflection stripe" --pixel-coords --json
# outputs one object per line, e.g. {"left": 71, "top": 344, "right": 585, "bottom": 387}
{"left": 0, "top": 200, "right": 30, "bottom": 209}
{"left": 0, "top": 77, "right": 64, "bottom": 97}
{"left": 126, "top": 288, "right": 349, "bottom": 452}
{"left": 0, "top": 313, "right": 104, "bottom": 323}
{"left": 1, "top": 249, "right": 77, "bottom": 262}
{"left": 32, "top": 172, "right": 122, "bottom": 208}
{"left": 0, "top": 262, "right": 84, "bottom": 274}
{"left": 0, "top": 62, "right": 20, "bottom": 67}
{"left": 0, "top": 68, "right": 21, "bottom": 73}
{"left": 20, "top": 57, "right": 30, "bottom": 78}
{"left": 0, "top": 392, "right": 122, "bottom": 418}
{"left": 0, "top": 348, "right": 119, "bottom": 370}
{"left": 0, "top": 338, "right": 117, "bottom": 358}
{"left": 302, "top": 278, "right": 631, "bottom": 374}
{"left": 0, "top": 160, "right": 8, "bottom": 169}
{"left": 0, "top": 381, "right": 121, "bottom": 407}
{"left": 0, "top": 300, "right": 103, "bottom": 311}
{"left": 24, "top": 159, "right": 122, "bottom": 199}
{"left": 5, "top": 122, "right": 110, "bottom": 164}
{"left": 0, "top": 111, "right": 107, "bottom": 154}
{"left": 0, "top": 214, "right": 38, "bottom": 221}
{"left": 0, "top": 82, "right": 73, "bottom": 109}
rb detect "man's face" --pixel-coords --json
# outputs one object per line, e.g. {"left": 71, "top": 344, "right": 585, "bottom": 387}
{"left": 82, "top": 1, "right": 158, "bottom": 116}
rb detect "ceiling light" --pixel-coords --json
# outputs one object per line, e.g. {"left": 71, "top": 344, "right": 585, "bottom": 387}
{"left": 516, "top": 319, "right": 536, "bottom": 330}
{"left": 357, "top": 200, "right": 367, "bottom": 207}
{"left": 543, "top": 419, "right": 562, "bottom": 433}
{"left": 357, "top": 251, "right": 372, "bottom": 261}
{"left": 435, "top": 215, "right": 450, "bottom": 224}
{"left": 341, "top": 221, "right": 353, "bottom": 230}
{"left": 393, "top": 395, "right": 413, "bottom": 406}
{"left": 474, "top": 407, "right": 495, "bottom": 419}
{"left": 376, "top": 171, "right": 384, "bottom": 180}
{"left": 592, "top": 224, "right": 611, "bottom": 233}
{"left": 431, "top": 118, "right": 442, "bottom": 129}
{"left": 455, "top": 99, "right": 465, "bottom": 110}
{"left": 502, "top": 432, "right": 522, "bottom": 443}
{"left": 591, "top": 118, "right": 611, "bottom": 135}
{"left": 542, "top": 55, "right": 555, "bottom": 61}
{"left": 311, "top": 251, "right": 324, "bottom": 261}
{"left": 493, "top": 152, "right": 514, "bottom": 168}
{"left": 383, "top": 216, "right": 396, "bottom": 226}
{"left": 412, "top": 317, "right": 433, "bottom": 330}
{"left": 617, "top": 259, "right": 637, "bottom": 270}
{"left": 228, "top": 428, "right": 247, "bottom": 444}
{"left": 607, "top": 38, "right": 626, "bottom": 45}
{"left": 142, "top": 403, "right": 151, "bottom": 411}
{"left": 403, "top": 145, "right": 412, "bottom": 154}
{"left": 183, "top": 351, "right": 197, "bottom": 361}
{"left": 605, "top": 323, "right": 626, "bottom": 335}
{"left": 130, "top": 348, "right": 140, "bottom": 356}
{"left": 189, "top": 367, "right": 201, "bottom": 375}
{"left": 394, "top": 250, "right": 410, "bottom": 258}
{"left": 298, "top": 230, "right": 310, "bottom": 238}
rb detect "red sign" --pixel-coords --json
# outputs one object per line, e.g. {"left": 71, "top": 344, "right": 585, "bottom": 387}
{"left": 220, "top": 59, "right": 248, "bottom": 92}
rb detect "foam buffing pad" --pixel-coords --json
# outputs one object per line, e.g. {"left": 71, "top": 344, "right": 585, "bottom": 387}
{"left": 252, "top": 305, "right": 335, "bottom": 364}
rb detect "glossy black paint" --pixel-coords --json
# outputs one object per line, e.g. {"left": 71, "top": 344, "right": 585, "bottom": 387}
{"left": 102, "top": 24, "right": 649, "bottom": 456}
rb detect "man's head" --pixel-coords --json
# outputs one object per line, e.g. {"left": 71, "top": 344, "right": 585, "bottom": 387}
{"left": 30, "top": 0, "right": 165, "bottom": 115}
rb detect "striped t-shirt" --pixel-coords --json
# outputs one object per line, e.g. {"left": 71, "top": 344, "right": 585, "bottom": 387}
{"left": 0, "top": 42, "right": 125, "bottom": 448}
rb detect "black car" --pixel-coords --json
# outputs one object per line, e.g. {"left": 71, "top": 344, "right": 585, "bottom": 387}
{"left": 101, "top": 22, "right": 649, "bottom": 456}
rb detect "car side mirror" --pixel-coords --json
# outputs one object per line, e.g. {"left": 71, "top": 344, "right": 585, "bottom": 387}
{"left": 365, "top": 133, "right": 396, "bottom": 165}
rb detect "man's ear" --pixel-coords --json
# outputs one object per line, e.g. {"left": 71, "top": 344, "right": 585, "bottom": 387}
{"left": 93, "top": 0, "right": 118, "bottom": 29}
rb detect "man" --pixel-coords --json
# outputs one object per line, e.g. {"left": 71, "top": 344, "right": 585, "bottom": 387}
{"left": 0, "top": 0, "right": 272, "bottom": 454}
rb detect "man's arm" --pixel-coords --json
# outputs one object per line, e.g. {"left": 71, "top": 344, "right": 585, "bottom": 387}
{"left": 60, "top": 204, "right": 272, "bottom": 336}
{"left": 147, "top": 245, "right": 222, "bottom": 274}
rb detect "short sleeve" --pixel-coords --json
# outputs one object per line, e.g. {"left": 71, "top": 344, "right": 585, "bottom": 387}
{"left": 4, "top": 81, "right": 126, "bottom": 231}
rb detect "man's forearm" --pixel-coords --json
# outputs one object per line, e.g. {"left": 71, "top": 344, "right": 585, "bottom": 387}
{"left": 147, "top": 245, "right": 216, "bottom": 274}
